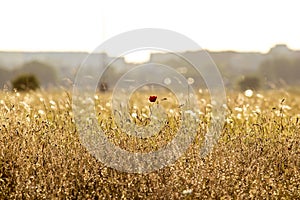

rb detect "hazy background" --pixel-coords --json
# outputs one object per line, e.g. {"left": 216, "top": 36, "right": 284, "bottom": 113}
{"left": 1, "top": 0, "right": 300, "bottom": 91}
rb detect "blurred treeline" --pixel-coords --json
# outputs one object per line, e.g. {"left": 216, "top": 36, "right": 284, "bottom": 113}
{"left": 147, "top": 50, "right": 300, "bottom": 91}
{"left": 259, "top": 57, "right": 300, "bottom": 87}
{"left": 0, "top": 61, "right": 57, "bottom": 89}
{"left": 0, "top": 45, "right": 300, "bottom": 91}
{"left": 221, "top": 56, "right": 300, "bottom": 90}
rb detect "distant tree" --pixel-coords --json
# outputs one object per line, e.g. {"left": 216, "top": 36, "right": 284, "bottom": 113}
{"left": 17, "top": 61, "right": 57, "bottom": 87}
{"left": 98, "top": 63, "right": 121, "bottom": 91}
{"left": 12, "top": 74, "right": 40, "bottom": 91}
{"left": 0, "top": 68, "right": 12, "bottom": 88}
{"left": 238, "top": 75, "right": 261, "bottom": 91}
{"left": 259, "top": 57, "right": 300, "bottom": 86}
{"left": 98, "top": 82, "right": 108, "bottom": 92}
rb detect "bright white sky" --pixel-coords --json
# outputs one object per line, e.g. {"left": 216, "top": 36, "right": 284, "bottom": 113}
{"left": 1, "top": 0, "right": 300, "bottom": 62}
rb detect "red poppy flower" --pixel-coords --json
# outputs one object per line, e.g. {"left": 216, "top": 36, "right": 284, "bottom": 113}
{"left": 149, "top": 95, "right": 157, "bottom": 102}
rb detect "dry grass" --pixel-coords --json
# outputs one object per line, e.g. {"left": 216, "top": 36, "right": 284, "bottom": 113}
{"left": 0, "top": 89, "right": 299, "bottom": 199}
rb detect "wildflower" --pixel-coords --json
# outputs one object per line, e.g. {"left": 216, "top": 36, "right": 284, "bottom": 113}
{"left": 184, "top": 110, "right": 196, "bottom": 117}
{"left": 149, "top": 96, "right": 157, "bottom": 102}
{"left": 131, "top": 113, "right": 137, "bottom": 118}
{"left": 182, "top": 188, "right": 193, "bottom": 195}
{"left": 187, "top": 77, "right": 194, "bottom": 85}
{"left": 256, "top": 93, "right": 264, "bottom": 99}
{"left": 244, "top": 89, "right": 253, "bottom": 97}
{"left": 234, "top": 107, "right": 243, "bottom": 112}
{"left": 38, "top": 110, "right": 45, "bottom": 115}
{"left": 282, "top": 105, "right": 291, "bottom": 110}
{"left": 49, "top": 100, "right": 56, "bottom": 106}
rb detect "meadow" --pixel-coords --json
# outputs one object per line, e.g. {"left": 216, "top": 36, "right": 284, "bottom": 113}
{"left": 0, "top": 89, "right": 299, "bottom": 199}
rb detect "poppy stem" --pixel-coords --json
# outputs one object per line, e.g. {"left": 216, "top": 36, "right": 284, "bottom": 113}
{"left": 149, "top": 105, "right": 152, "bottom": 116}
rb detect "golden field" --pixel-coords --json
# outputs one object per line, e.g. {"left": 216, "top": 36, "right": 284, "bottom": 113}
{"left": 0, "top": 89, "right": 299, "bottom": 199}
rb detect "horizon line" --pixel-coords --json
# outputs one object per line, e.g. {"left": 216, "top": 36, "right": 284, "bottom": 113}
{"left": 0, "top": 44, "right": 298, "bottom": 55}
